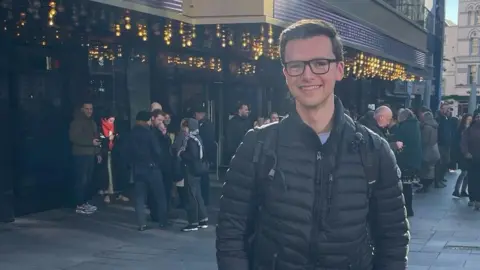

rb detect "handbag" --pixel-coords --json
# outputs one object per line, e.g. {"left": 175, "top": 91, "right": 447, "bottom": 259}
{"left": 192, "top": 159, "right": 209, "bottom": 176}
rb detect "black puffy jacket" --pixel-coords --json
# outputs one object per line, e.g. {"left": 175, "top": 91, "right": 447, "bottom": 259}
{"left": 216, "top": 98, "right": 409, "bottom": 270}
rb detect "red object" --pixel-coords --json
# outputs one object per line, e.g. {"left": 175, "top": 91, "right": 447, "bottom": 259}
{"left": 101, "top": 119, "right": 115, "bottom": 151}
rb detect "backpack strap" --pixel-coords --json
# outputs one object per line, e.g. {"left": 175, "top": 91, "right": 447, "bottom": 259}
{"left": 354, "top": 122, "right": 380, "bottom": 199}
{"left": 252, "top": 124, "right": 280, "bottom": 202}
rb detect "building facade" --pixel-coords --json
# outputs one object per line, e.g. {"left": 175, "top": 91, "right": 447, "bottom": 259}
{"left": 0, "top": 0, "right": 438, "bottom": 221}
{"left": 448, "top": 0, "right": 480, "bottom": 114}
{"left": 443, "top": 21, "right": 458, "bottom": 97}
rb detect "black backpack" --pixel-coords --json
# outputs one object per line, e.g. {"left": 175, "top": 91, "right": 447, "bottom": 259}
{"left": 251, "top": 116, "right": 381, "bottom": 215}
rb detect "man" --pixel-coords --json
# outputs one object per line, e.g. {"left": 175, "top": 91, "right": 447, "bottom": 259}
{"left": 69, "top": 102, "right": 102, "bottom": 215}
{"left": 126, "top": 111, "right": 168, "bottom": 231}
{"left": 216, "top": 19, "right": 409, "bottom": 270}
{"left": 436, "top": 103, "right": 453, "bottom": 186}
{"left": 193, "top": 105, "right": 216, "bottom": 206}
{"left": 358, "top": 106, "right": 403, "bottom": 150}
{"left": 225, "top": 103, "right": 250, "bottom": 161}
{"left": 150, "top": 110, "right": 174, "bottom": 218}
{"left": 151, "top": 102, "right": 162, "bottom": 112}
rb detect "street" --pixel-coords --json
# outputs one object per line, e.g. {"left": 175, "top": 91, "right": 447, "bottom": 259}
{"left": 1, "top": 172, "right": 480, "bottom": 270}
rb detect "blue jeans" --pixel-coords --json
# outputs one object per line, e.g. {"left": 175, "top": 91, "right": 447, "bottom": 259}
{"left": 73, "top": 155, "right": 95, "bottom": 206}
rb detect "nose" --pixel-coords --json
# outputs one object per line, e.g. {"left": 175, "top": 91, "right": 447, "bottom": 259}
{"left": 301, "top": 64, "right": 316, "bottom": 80}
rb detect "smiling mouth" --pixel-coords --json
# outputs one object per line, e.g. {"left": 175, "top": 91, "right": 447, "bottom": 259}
{"left": 299, "top": 85, "right": 322, "bottom": 90}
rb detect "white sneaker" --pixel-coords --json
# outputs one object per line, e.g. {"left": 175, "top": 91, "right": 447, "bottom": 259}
{"left": 84, "top": 203, "right": 97, "bottom": 211}
{"left": 76, "top": 205, "right": 94, "bottom": 215}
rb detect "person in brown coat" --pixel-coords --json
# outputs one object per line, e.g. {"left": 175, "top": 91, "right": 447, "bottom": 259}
{"left": 69, "top": 102, "right": 102, "bottom": 215}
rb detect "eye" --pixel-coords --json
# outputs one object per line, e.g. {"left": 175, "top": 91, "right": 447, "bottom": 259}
{"left": 311, "top": 60, "right": 329, "bottom": 68}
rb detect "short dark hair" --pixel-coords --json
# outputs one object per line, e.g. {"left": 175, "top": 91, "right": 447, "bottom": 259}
{"left": 237, "top": 103, "right": 248, "bottom": 111}
{"left": 79, "top": 101, "right": 93, "bottom": 108}
{"left": 279, "top": 19, "right": 344, "bottom": 63}
{"left": 151, "top": 109, "right": 165, "bottom": 118}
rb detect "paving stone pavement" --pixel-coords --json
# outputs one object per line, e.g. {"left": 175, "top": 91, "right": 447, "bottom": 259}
{"left": 0, "top": 171, "right": 479, "bottom": 269}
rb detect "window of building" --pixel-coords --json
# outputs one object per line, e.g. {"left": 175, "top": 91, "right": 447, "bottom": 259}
{"left": 471, "top": 38, "right": 479, "bottom": 55}
{"left": 476, "top": 10, "right": 480, "bottom": 24}
{"left": 469, "top": 11, "right": 475, "bottom": 25}
{"left": 468, "top": 65, "right": 477, "bottom": 84}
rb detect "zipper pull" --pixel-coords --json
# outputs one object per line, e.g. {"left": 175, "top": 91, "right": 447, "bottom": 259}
{"left": 317, "top": 151, "right": 322, "bottom": 160}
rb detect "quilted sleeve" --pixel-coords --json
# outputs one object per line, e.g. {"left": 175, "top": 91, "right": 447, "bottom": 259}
{"left": 216, "top": 129, "right": 257, "bottom": 270}
{"left": 372, "top": 138, "right": 410, "bottom": 270}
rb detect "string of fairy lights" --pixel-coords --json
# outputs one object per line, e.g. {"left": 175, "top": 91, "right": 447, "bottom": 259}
{"left": 1, "top": 0, "right": 422, "bottom": 81}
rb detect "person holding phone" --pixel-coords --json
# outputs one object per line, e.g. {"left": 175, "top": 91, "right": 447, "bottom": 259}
{"left": 69, "top": 102, "right": 102, "bottom": 215}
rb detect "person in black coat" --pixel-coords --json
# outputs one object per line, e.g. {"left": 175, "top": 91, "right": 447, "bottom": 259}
{"left": 395, "top": 108, "right": 422, "bottom": 217}
{"left": 125, "top": 111, "right": 168, "bottom": 231}
{"left": 453, "top": 114, "right": 472, "bottom": 197}
{"left": 193, "top": 105, "right": 217, "bottom": 206}
{"left": 225, "top": 103, "right": 251, "bottom": 163}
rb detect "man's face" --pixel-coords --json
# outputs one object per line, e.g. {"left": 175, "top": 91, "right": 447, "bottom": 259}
{"left": 152, "top": 114, "right": 165, "bottom": 128}
{"left": 440, "top": 105, "right": 451, "bottom": 116}
{"left": 81, "top": 104, "right": 93, "bottom": 118}
{"left": 283, "top": 35, "right": 344, "bottom": 109}
{"left": 239, "top": 105, "right": 249, "bottom": 117}
{"left": 164, "top": 114, "right": 171, "bottom": 125}
{"left": 271, "top": 113, "right": 279, "bottom": 122}
{"left": 195, "top": 112, "right": 206, "bottom": 121}
{"left": 376, "top": 112, "right": 392, "bottom": 128}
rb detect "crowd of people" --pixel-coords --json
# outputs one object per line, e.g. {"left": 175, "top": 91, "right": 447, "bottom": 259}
{"left": 358, "top": 103, "right": 480, "bottom": 216}
{"left": 68, "top": 101, "right": 217, "bottom": 232}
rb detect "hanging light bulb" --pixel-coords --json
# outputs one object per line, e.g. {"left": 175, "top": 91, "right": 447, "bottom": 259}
{"left": 115, "top": 24, "right": 121, "bottom": 36}
{"left": 125, "top": 12, "right": 131, "bottom": 30}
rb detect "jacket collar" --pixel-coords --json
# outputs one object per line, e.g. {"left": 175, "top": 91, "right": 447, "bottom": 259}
{"left": 283, "top": 95, "right": 347, "bottom": 152}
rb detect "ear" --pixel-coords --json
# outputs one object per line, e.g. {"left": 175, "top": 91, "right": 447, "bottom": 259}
{"left": 335, "top": 61, "right": 344, "bottom": 81}
{"left": 283, "top": 67, "right": 289, "bottom": 84}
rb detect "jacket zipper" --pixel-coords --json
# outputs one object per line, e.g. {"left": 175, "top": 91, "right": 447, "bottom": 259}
{"left": 271, "top": 253, "right": 278, "bottom": 270}
{"left": 326, "top": 174, "right": 334, "bottom": 216}
{"left": 309, "top": 151, "right": 323, "bottom": 263}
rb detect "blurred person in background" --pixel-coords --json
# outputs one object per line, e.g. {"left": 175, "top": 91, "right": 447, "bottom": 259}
{"left": 461, "top": 111, "right": 480, "bottom": 210}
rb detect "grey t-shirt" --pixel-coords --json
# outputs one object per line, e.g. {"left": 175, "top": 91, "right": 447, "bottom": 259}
{"left": 319, "top": 132, "right": 330, "bottom": 144}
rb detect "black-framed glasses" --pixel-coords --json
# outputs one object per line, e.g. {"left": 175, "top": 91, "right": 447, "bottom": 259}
{"left": 284, "top": 58, "right": 338, "bottom": 77}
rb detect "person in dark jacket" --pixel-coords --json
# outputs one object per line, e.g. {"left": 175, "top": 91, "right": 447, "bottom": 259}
{"left": 125, "top": 111, "right": 168, "bottom": 231}
{"left": 358, "top": 106, "right": 403, "bottom": 151}
{"left": 461, "top": 111, "right": 480, "bottom": 209}
{"left": 225, "top": 103, "right": 251, "bottom": 162}
{"left": 453, "top": 114, "right": 472, "bottom": 198}
{"left": 151, "top": 109, "right": 174, "bottom": 218}
{"left": 395, "top": 109, "right": 422, "bottom": 217}
{"left": 216, "top": 19, "right": 409, "bottom": 270}
{"left": 178, "top": 118, "right": 209, "bottom": 232}
{"left": 436, "top": 104, "right": 454, "bottom": 183}
{"left": 194, "top": 106, "right": 217, "bottom": 206}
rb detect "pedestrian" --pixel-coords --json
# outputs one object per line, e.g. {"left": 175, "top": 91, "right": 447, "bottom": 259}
{"left": 452, "top": 114, "right": 472, "bottom": 198}
{"left": 395, "top": 108, "right": 422, "bottom": 217}
{"left": 125, "top": 111, "right": 168, "bottom": 231}
{"left": 461, "top": 111, "right": 480, "bottom": 210}
{"left": 69, "top": 102, "right": 101, "bottom": 215}
{"left": 216, "top": 19, "right": 409, "bottom": 270}
{"left": 418, "top": 111, "right": 440, "bottom": 193}
{"left": 178, "top": 118, "right": 209, "bottom": 232}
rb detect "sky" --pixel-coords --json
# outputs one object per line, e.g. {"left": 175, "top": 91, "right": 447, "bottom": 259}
{"left": 445, "top": 0, "right": 459, "bottom": 24}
